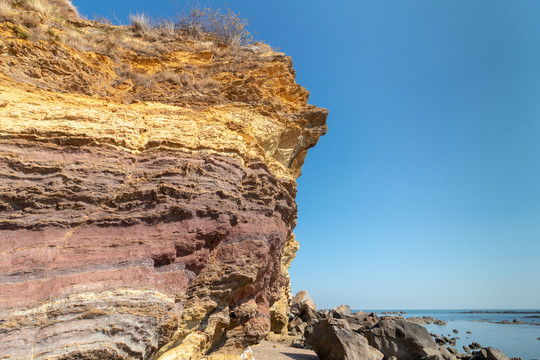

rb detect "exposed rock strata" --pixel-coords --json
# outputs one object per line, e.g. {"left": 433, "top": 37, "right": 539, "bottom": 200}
{"left": 0, "top": 4, "right": 327, "bottom": 359}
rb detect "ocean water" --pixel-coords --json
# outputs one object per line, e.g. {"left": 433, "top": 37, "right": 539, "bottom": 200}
{"left": 360, "top": 309, "right": 540, "bottom": 360}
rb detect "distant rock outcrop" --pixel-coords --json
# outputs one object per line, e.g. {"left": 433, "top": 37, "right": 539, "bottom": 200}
{"left": 407, "top": 316, "right": 448, "bottom": 326}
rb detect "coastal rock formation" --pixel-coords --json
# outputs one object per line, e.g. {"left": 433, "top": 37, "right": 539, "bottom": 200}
{"left": 288, "top": 302, "right": 516, "bottom": 360}
{"left": 0, "top": 2, "right": 327, "bottom": 359}
{"left": 305, "top": 318, "right": 383, "bottom": 360}
{"left": 470, "top": 347, "right": 510, "bottom": 360}
{"left": 363, "top": 318, "right": 455, "bottom": 360}
{"left": 406, "top": 316, "right": 448, "bottom": 326}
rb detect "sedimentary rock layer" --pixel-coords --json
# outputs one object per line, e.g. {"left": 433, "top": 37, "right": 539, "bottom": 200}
{"left": 0, "top": 9, "right": 327, "bottom": 360}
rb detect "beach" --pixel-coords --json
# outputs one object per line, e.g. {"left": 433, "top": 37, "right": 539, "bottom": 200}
{"left": 252, "top": 341, "right": 319, "bottom": 360}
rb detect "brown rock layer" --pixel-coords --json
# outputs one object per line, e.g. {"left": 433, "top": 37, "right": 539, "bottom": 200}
{"left": 0, "top": 4, "right": 327, "bottom": 359}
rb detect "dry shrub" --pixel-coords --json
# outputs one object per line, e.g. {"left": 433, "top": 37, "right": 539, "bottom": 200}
{"left": 19, "top": 11, "right": 42, "bottom": 27}
{"left": 194, "top": 77, "right": 218, "bottom": 91}
{"left": 156, "top": 18, "right": 175, "bottom": 38}
{"left": 0, "top": 0, "right": 13, "bottom": 17}
{"left": 25, "top": 0, "right": 54, "bottom": 18}
{"left": 28, "top": 24, "right": 50, "bottom": 40}
{"left": 152, "top": 70, "right": 181, "bottom": 85}
{"left": 210, "top": 44, "right": 229, "bottom": 58}
{"left": 114, "top": 67, "right": 154, "bottom": 88}
{"left": 48, "top": 0, "right": 78, "bottom": 18}
{"left": 179, "top": 72, "right": 195, "bottom": 87}
{"left": 192, "top": 41, "right": 211, "bottom": 52}
{"left": 61, "top": 29, "right": 93, "bottom": 51}
{"left": 130, "top": 12, "right": 152, "bottom": 35}
{"left": 175, "top": 3, "right": 253, "bottom": 47}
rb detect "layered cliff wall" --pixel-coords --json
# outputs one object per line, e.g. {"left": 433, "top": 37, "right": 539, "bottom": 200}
{"left": 0, "top": 2, "right": 327, "bottom": 359}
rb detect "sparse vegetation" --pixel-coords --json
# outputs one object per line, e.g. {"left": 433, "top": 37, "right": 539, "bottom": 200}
{"left": 194, "top": 77, "right": 219, "bottom": 91}
{"left": 129, "top": 12, "right": 151, "bottom": 35}
{"left": 0, "top": 0, "right": 13, "bottom": 16}
{"left": 25, "top": 0, "right": 54, "bottom": 17}
{"left": 175, "top": 3, "right": 253, "bottom": 47}
{"left": 124, "top": 3, "right": 253, "bottom": 48}
{"left": 2, "top": 1, "right": 256, "bottom": 51}
{"left": 0, "top": 0, "right": 274, "bottom": 105}
{"left": 7, "top": 22, "right": 30, "bottom": 39}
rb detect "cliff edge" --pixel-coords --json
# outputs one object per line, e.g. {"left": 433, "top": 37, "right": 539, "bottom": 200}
{"left": 0, "top": 1, "right": 328, "bottom": 359}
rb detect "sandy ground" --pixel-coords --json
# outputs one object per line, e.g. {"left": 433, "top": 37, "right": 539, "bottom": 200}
{"left": 251, "top": 340, "right": 320, "bottom": 360}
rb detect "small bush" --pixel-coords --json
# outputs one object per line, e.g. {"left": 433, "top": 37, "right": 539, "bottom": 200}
{"left": 194, "top": 77, "right": 218, "bottom": 91}
{"left": 0, "top": 0, "right": 13, "bottom": 17}
{"left": 156, "top": 18, "right": 175, "bottom": 37}
{"left": 176, "top": 3, "right": 253, "bottom": 47}
{"left": 152, "top": 70, "right": 181, "bottom": 85}
{"left": 25, "top": 0, "right": 54, "bottom": 18}
{"left": 179, "top": 72, "right": 195, "bottom": 87}
{"left": 129, "top": 12, "right": 152, "bottom": 35}
{"left": 210, "top": 44, "right": 228, "bottom": 58}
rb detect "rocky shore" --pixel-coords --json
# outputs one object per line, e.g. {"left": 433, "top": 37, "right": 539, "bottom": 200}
{"left": 473, "top": 319, "right": 540, "bottom": 326}
{"left": 268, "top": 291, "right": 521, "bottom": 360}
{"left": 405, "top": 316, "right": 448, "bottom": 326}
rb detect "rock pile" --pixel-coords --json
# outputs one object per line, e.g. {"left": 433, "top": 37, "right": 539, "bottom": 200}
{"left": 281, "top": 291, "right": 516, "bottom": 360}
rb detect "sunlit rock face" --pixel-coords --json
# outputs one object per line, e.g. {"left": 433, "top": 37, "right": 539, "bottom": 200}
{"left": 0, "top": 2, "right": 327, "bottom": 359}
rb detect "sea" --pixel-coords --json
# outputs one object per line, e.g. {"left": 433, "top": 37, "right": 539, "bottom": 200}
{"left": 359, "top": 309, "right": 540, "bottom": 360}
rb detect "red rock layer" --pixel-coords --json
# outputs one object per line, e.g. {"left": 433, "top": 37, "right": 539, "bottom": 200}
{"left": 0, "top": 138, "right": 303, "bottom": 357}
{"left": 0, "top": 5, "right": 327, "bottom": 358}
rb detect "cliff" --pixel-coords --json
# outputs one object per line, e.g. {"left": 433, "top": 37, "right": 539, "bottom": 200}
{"left": 0, "top": 2, "right": 327, "bottom": 359}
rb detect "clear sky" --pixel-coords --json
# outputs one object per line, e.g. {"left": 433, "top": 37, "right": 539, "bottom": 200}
{"left": 73, "top": 0, "right": 540, "bottom": 310}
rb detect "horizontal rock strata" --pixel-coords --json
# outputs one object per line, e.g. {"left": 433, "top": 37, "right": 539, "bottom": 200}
{"left": 0, "top": 6, "right": 327, "bottom": 359}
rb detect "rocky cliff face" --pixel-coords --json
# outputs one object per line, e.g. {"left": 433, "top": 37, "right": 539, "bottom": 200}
{"left": 0, "top": 3, "right": 327, "bottom": 359}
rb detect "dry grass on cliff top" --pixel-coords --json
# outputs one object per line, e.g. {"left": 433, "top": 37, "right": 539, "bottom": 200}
{"left": 0, "top": 0, "right": 256, "bottom": 54}
{"left": 0, "top": 0, "right": 292, "bottom": 107}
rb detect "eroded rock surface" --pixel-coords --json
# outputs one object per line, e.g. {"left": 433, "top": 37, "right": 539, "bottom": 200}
{"left": 305, "top": 318, "right": 383, "bottom": 360}
{"left": 364, "top": 318, "right": 454, "bottom": 360}
{"left": 0, "top": 3, "right": 327, "bottom": 359}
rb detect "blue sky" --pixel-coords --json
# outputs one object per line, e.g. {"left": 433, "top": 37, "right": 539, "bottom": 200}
{"left": 74, "top": 1, "right": 540, "bottom": 309}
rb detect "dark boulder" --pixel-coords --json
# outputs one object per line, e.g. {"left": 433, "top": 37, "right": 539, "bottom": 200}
{"left": 332, "top": 304, "right": 353, "bottom": 318}
{"left": 288, "top": 315, "right": 308, "bottom": 335}
{"left": 334, "top": 311, "right": 379, "bottom": 332}
{"left": 290, "top": 291, "right": 317, "bottom": 316}
{"left": 301, "top": 305, "right": 321, "bottom": 326}
{"left": 471, "top": 347, "right": 511, "bottom": 360}
{"left": 363, "top": 317, "right": 455, "bottom": 360}
{"left": 305, "top": 318, "right": 383, "bottom": 360}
